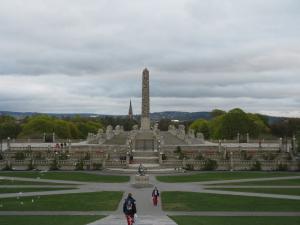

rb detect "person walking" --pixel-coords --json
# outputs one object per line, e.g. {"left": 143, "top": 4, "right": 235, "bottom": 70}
{"left": 152, "top": 186, "right": 160, "bottom": 206}
{"left": 123, "top": 193, "right": 137, "bottom": 225}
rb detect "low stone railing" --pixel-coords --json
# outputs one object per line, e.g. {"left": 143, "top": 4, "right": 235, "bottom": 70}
{"left": 160, "top": 159, "right": 299, "bottom": 171}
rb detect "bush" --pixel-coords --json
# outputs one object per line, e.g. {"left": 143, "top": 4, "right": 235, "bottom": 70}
{"left": 15, "top": 152, "right": 26, "bottom": 160}
{"left": 174, "top": 146, "right": 182, "bottom": 154}
{"left": 2, "top": 163, "right": 12, "bottom": 171}
{"left": 195, "top": 153, "right": 204, "bottom": 160}
{"left": 49, "top": 159, "right": 59, "bottom": 170}
{"left": 58, "top": 152, "right": 69, "bottom": 160}
{"left": 241, "top": 150, "right": 252, "bottom": 160}
{"left": 251, "top": 161, "right": 261, "bottom": 171}
{"left": 262, "top": 153, "right": 276, "bottom": 160}
{"left": 277, "top": 163, "right": 288, "bottom": 171}
{"left": 161, "top": 154, "right": 167, "bottom": 160}
{"left": 34, "top": 152, "right": 45, "bottom": 160}
{"left": 174, "top": 146, "right": 185, "bottom": 159}
{"left": 75, "top": 159, "right": 84, "bottom": 170}
{"left": 203, "top": 159, "right": 218, "bottom": 170}
{"left": 184, "top": 164, "right": 194, "bottom": 171}
{"left": 84, "top": 153, "right": 90, "bottom": 160}
{"left": 92, "top": 163, "right": 102, "bottom": 170}
{"left": 27, "top": 160, "right": 35, "bottom": 170}
{"left": 178, "top": 152, "right": 185, "bottom": 160}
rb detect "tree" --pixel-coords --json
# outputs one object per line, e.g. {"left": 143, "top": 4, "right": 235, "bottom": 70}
{"left": 158, "top": 119, "right": 172, "bottom": 131}
{"left": 70, "top": 116, "right": 103, "bottom": 138}
{"left": 296, "top": 132, "right": 300, "bottom": 153}
{"left": 209, "top": 114, "right": 225, "bottom": 139}
{"left": 19, "top": 115, "right": 56, "bottom": 138}
{"left": 247, "top": 113, "right": 270, "bottom": 138}
{"left": 211, "top": 109, "right": 226, "bottom": 118}
{"left": 209, "top": 108, "right": 268, "bottom": 139}
{"left": 270, "top": 118, "right": 300, "bottom": 138}
{"left": 189, "top": 119, "right": 210, "bottom": 139}
{"left": 18, "top": 115, "right": 107, "bottom": 139}
{"left": 0, "top": 116, "right": 21, "bottom": 139}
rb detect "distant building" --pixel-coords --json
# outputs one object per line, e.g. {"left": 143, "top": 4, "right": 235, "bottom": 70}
{"left": 128, "top": 99, "right": 133, "bottom": 119}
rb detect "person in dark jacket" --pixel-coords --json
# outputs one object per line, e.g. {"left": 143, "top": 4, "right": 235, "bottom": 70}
{"left": 123, "top": 193, "right": 137, "bottom": 225}
{"left": 152, "top": 187, "right": 160, "bottom": 206}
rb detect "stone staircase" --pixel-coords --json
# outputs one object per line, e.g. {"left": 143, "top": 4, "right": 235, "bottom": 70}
{"left": 105, "top": 150, "right": 179, "bottom": 174}
{"left": 131, "top": 151, "right": 159, "bottom": 164}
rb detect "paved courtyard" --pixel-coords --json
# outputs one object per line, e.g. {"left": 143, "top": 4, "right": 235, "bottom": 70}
{"left": 0, "top": 172, "right": 300, "bottom": 225}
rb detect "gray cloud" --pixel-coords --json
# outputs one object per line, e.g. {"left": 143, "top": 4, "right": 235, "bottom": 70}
{"left": 0, "top": 0, "right": 300, "bottom": 116}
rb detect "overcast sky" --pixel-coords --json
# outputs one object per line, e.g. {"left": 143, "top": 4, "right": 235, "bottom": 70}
{"left": 0, "top": 0, "right": 300, "bottom": 117}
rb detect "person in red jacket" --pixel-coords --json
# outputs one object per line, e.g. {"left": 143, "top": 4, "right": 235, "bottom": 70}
{"left": 152, "top": 187, "right": 160, "bottom": 206}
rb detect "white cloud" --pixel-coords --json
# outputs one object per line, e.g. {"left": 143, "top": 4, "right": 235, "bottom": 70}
{"left": 0, "top": 0, "right": 299, "bottom": 116}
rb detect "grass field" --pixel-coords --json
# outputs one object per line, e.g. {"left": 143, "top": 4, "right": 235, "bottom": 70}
{"left": 0, "top": 187, "right": 75, "bottom": 194}
{"left": 170, "top": 216, "right": 300, "bottom": 225}
{"left": 162, "top": 191, "right": 300, "bottom": 211}
{"left": 0, "top": 171, "right": 129, "bottom": 183}
{"left": 0, "top": 179, "right": 71, "bottom": 185}
{"left": 156, "top": 172, "right": 300, "bottom": 183}
{"left": 215, "top": 179, "right": 300, "bottom": 186}
{"left": 0, "top": 215, "right": 104, "bottom": 225}
{"left": 206, "top": 188, "right": 300, "bottom": 196}
{"left": 0, "top": 191, "right": 123, "bottom": 211}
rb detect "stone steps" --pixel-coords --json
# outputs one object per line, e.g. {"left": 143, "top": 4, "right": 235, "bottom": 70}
{"left": 87, "top": 215, "right": 178, "bottom": 225}
{"left": 129, "top": 163, "right": 160, "bottom": 168}
{"left": 105, "top": 167, "right": 177, "bottom": 174}
{"left": 131, "top": 159, "right": 159, "bottom": 164}
{"left": 133, "top": 151, "right": 159, "bottom": 157}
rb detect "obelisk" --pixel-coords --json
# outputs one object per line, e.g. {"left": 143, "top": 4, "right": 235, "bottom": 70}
{"left": 141, "top": 68, "right": 150, "bottom": 130}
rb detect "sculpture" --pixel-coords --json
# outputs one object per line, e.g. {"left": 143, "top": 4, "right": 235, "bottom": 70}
{"left": 138, "top": 163, "right": 146, "bottom": 176}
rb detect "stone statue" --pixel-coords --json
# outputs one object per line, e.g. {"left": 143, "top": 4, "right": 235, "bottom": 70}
{"left": 106, "top": 125, "right": 114, "bottom": 140}
{"left": 188, "top": 129, "right": 195, "bottom": 138}
{"left": 138, "top": 163, "right": 146, "bottom": 176}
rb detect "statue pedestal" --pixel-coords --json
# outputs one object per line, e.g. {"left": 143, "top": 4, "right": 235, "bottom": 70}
{"left": 133, "top": 175, "right": 152, "bottom": 188}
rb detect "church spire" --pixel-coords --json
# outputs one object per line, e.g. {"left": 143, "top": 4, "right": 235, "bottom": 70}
{"left": 128, "top": 99, "right": 133, "bottom": 119}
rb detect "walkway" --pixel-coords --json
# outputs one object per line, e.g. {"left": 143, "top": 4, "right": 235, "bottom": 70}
{"left": 1, "top": 173, "right": 300, "bottom": 225}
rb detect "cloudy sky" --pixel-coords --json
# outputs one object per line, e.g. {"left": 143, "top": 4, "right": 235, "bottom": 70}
{"left": 0, "top": 0, "right": 300, "bottom": 117}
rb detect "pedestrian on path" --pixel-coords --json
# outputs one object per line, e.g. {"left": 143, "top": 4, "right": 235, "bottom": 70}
{"left": 123, "top": 193, "right": 137, "bottom": 225}
{"left": 152, "top": 186, "right": 160, "bottom": 206}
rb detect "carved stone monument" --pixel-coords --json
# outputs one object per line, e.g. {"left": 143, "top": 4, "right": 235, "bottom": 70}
{"left": 141, "top": 68, "right": 150, "bottom": 130}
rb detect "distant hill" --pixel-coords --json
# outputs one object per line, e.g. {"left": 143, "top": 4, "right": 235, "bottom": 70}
{"left": 0, "top": 111, "right": 99, "bottom": 119}
{"left": 150, "top": 111, "right": 212, "bottom": 121}
{"left": 0, "top": 110, "right": 284, "bottom": 124}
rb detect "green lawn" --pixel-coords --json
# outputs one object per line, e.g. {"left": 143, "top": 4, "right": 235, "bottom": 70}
{"left": 0, "top": 179, "right": 71, "bottom": 185}
{"left": 0, "top": 191, "right": 123, "bottom": 211}
{"left": 162, "top": 191, "right": 300, "bottom": 211}
{"left": 0, "top": 216, "right": 104, "bottom": 225}
{"left": 216, "top": 179, "right": 300, "bottom": 186}
{"left": 207, "top": 188, "right": 300, "bottom": 196}
{"left": 0, "top": 187, "right": 74, "bottom": 194}
{"left": 157, "top": 172, "right": 300, "bottom": 183}
{"left": 0, "top": 171, "right": 129, "bottom": 183}
{"left": 170, "top": 216, "right": 300, "bottom": 225}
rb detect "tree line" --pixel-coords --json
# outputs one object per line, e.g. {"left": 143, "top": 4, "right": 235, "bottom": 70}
{"left": 189, "top": 108, "right": 300, "bottom": 140}
{"left": 0, "top": 108, "right": 300, "bottom": 143}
